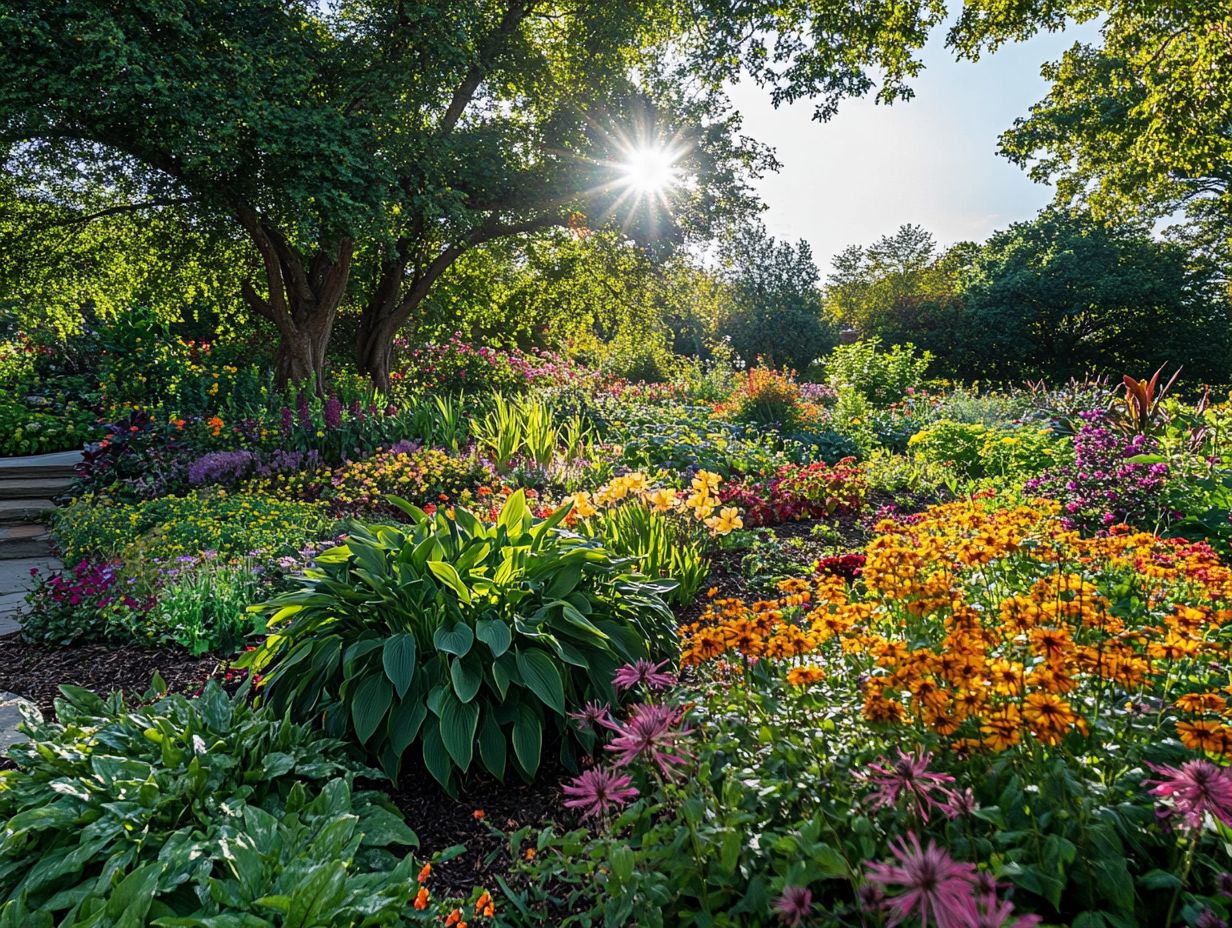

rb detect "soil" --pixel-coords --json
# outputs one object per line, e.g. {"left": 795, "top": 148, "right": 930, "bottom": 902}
{"left": 0, "top": 634, "right": 221, "bottom": 719}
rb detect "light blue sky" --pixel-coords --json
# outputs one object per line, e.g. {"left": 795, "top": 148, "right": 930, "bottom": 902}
{"left": 726, "top": 19, "right": 1100, "bottom": 275}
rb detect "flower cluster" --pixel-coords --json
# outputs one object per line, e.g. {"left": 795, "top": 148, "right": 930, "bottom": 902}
{"left": 330, "top": 444, "right": 492, "bottom": 514}
{"left": 1026, "top": 410, "right": 1168, "bottom": 532}
{"left": 683, "top": 496, "right": 1232, "bottom": 759}
{"left": 719, "top": 458, "right": 866, "bottom": 527}
{"left": 566, "top": 470, "right": 743, "bottom": 535}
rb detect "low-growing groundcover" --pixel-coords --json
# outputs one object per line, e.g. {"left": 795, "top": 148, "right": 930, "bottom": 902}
{"left": 0, "top": 680, "right": 490, "bottom": 927}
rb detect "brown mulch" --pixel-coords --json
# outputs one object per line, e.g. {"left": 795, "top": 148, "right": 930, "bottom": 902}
{"left": 385, "top": 754, "right": 573, "bottom": 897}
{"left": 0, "top": 635, "right": 220, "bottom": 719}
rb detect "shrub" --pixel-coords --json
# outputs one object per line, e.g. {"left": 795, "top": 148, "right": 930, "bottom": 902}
{"left": 21, "top": 560, "right": 146, "bottom": 646}
{"left": 0, "top": 394, "right": 97, "bottom": 456}
{"left": 0, "top": 681, "right": 459, "bottom": 926}
{"left": 822, "top": 338, "right": 931, "bottom": 407}
{"left": 720, "top": 459, "right": 866, "bottom": 527}
{"left": 242, "top": 491, "right": 678, "bottom": 789}
{"left": 54, "top": 491, "right": 331, "bottom": 563}
{"left": 719, "top": 366, "right": 804, "bottom": 430}
{"left": 978, "top": 425, "right": 1068, "bottom": 479}
{"left": 906, "top": 419, "right": 990, "bottom": 476}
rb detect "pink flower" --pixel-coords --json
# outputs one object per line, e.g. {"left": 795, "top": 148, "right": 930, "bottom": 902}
{"left": 864, "top": 832, "right": 979, "bottom": 928}
{"left": 973, "top": 891, "right": 1042, "bottom": 928}
{"left": 857, "top": 749, "right": 959, "bottom": 823}
{"left": 562, "top": 767, "right": 639, "bottom": 819}
{"left": 612, "top": 659, "right": 676, "bottom": 693}
{"left": 1146, "top": 760, "right": 1232, "bottom": 832}
{"left": 773, "top": 885, "right": 814, "bottom": 926}
{"left": 567, "top": 701, "right": 611, "bottom": 731}
{"left": 602, "top": 703, "right": 692, "bottom": 778}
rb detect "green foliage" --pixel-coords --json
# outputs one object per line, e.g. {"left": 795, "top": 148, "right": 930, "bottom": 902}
{"left": 909, "top": 419, "right": 1067, "bottom": 480}
{"left": 242, "top": 492, "right": 677, "bottom": 789}
{"left": 331, "top": 445, "right": 491, "bottom": 514}
{"left": 0, "top": 393, "right": 97, "bottom": 456}
{"left": 822, "top": 338, "right": 931, "bottom": 408}
{"left": 717, "top": 222, "right": 836, "bottom": 371}
{"left": 53, "top": 492, "right": 331, "bottom": 564}
{"left": 906, "top": 419, "right": 990, "bottom": 476}
{"left": 590, "top": 503, "right": 708, "bottom": 606}
{"left": 0, "top": 680, "right": 430, "bottom": 926}
{"left": 473, "top": 395, "right": 592, "bottom": 473}
{"left": 957, "top": 210, "right": 1231, "bottom": 381}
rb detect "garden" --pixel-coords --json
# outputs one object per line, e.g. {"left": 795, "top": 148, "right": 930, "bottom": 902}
{"left": 3, "top": 1, "right": 1232, "bottom": 926}
{"left": 5, "top": 319, "right": 1232, "bottom": 928}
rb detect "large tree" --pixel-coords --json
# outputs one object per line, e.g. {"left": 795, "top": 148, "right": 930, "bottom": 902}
{"left": 1, "top": 0, "right": 998, "bottom": 389}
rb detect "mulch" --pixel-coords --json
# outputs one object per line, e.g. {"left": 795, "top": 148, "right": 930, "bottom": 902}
{"left": 0, "top": 634, "right": 221, "bottom": 719}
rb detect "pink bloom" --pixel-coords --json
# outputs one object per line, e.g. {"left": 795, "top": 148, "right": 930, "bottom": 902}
{"left": 974, "top": 891, "right": 1042, "bottom": 928}
{"left": 864, "top": 832, "right": 979, "bottom": 928}
{"left": 612, "top": 659, "right": 676, "bottom": 692}
{"left": 773, "top": 885, "right": 814, "bottom": 926}
{"left": 562, "top": 767, "right": 639, "bottom": 819}
{"left": 1147, "top": 760, "right": 1232, "bottom": 832}
{"left": 602, "top": 703, "right": 692, "bottom": 778}
{"left": 568, "top": 701, "right": 611, "bottom": 731}
{"left": 857, "top": 749, "right": 959, "bottom": 823}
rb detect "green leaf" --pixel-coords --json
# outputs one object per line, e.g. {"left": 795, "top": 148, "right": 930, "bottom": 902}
{"left": 438, "top": 690, "right": 478, "bottom": 772}
{"left": 351, "top": 673, "right": 393, "bottom": 745}
{"left": 429, "top": 560, "right": 472, "bottom": 604}
{"left": 382, "top": 633, "right": 417, "bottom": 699}
{"left": 515, "top": 648, "right": 565, "bottom": 715}
{"left": 475, "top": 617, "right": 512, "bottom": 657}
{"left": 433, "top": 622, "right": 474, "bottom": 657}
{"left": 512, "top": 704, "right": 542, "bottom": 778}
{"left": 478, "top": 713, "right": 506, "bottom": 780}
{"left": 450, "top": 654, "right": 483, "bottom": 703}
{"left": 388, "top": 693, "right": 428, "bottom": 756}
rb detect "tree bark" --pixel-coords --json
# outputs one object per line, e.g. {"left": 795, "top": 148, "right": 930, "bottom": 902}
{"left": 235, "top": 206, "right": 353, "bottom": 393}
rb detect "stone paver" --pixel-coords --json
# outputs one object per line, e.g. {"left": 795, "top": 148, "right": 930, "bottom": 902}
{"left": 0, "top": 557, "right": 54, "bottom": 596}
{"left": 0, "top": 692, "right": 34, "bottom": 749}
{"left": 0, "top": 449, "right": 83, "bottom": 472}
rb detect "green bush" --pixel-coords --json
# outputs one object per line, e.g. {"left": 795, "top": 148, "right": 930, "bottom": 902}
{"left": 53, "top": 491, "right": 331, "bottom": 563}
{"left": 242, "top": 491, "right": 677, "bottom": 789}
{"left": 590, "top": 502, "right": 709, "bottom": 606}
{"left": 822, "top": 338, "right": 931, "bottom": 407}
{"left": 978, "top": 426, "right": 1068, "bottom": 479}
{"left": 0, "top": 394, "right": 97, "bottom": 456}
{"left": 0, "top": 680, "right": 432, "bottom": 927}
{"left": 906, "top": 419, "right": 990, "bottom": 476}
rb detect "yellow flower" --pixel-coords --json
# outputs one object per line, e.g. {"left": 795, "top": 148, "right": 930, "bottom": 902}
{"left": 646, "top": 488, "right": 676, "bottom": 512}
{"left": 705, "top": 507, "right": 743, "bottom": 535}
{"left": 570, "top": 491, "right": 597, "bottom": 519}
{"left": 786, "top": 665, "right": 825, "bottom": 687}
{"left": 691, "top": 470, "right": 721, "bottom": 494}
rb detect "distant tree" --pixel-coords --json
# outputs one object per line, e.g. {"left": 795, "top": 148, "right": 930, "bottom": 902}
{"left": 957, "top": 211, "right": 1231, "bottom": 382}
{"left": 1, "top": 0, "right": 967, "bottom": 389}
{"left": 718, "top": 221, "right": 835, "bottom": 371}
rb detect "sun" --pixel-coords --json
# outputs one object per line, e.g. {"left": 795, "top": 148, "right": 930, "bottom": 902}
{"left": 618, "top": 144, "right": 682, "bottom": 195}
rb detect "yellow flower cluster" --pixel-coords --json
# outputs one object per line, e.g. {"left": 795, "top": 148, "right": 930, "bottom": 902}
{"left": 566, "top": 470, "right": 743, "bottom": 535}
{"left": 683, "top": 497, "right": 1232, "bottom": 756}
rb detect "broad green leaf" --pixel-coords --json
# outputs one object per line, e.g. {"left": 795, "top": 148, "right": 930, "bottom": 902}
{"left": 438, "top": 690, "right": 478, "bottom": 772}
{"left": 515, "top": 649, "right": 565, "bottom": 715}
{"left": 429, "top": 560, "right": 472, "bottom": 604}
{"left": 433, "top": 622, "right": 474, "bottom": 657}
{"left": 512, "top": 704, "right": 542, "bottom": 778}
{"left": 450, "top": 654, "right": 483, "bottom": 703}
{"left": 350, "top": 673, "right": 393, "bottom": 744}
{"left": 478, "top": 713, "right": 506, "bottom": 780}
{"left": 475, "top": 617, "right": 512, "bottom": 657}
{"left": 382, "top": 633, "right": 417, "bottom": 698}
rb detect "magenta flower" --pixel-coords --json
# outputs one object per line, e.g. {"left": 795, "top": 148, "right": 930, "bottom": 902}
{"left": 773, "top": 885, "right": 814, "bottom": 926}
{"left": 974, "top": 891, "right": 1042, "bottom": 928}
{"left": 857, "top": 748, "right": 959, "bottom": 823}
{"left": 612, "top": 658, "right": 676, "bottom": 692}
{"left": 864, "top": 832, "right": 979, "bottom": 928}
{"left": 1146, "top": 760, "right": 1232, "bottom": 832}
{"left": 562, "top": 767, "right": 639, "bottom": 819}
{"left": 602, "top": 703, "right": 693, "bottom": 778}
{"left": 568, "top": 701, "right": 611, "bottom": 732}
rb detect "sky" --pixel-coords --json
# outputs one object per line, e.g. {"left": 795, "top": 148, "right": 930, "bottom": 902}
{"left": 725, "top": 19, "right": 1101, "bottom": 276}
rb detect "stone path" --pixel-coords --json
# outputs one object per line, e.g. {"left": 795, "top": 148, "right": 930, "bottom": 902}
{"left": 0, "top": 449, "right": 80, "bottom": 748}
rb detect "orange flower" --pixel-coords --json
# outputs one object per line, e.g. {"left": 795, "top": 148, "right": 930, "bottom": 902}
{"left": 445, "top": 909, "right": 462, "bottom": 926}
{"left": 472, "top": 809, "right": 485, "bottom": 820}
{"left": 525, "top": 847, "right": 537, "bottom": 860}
{"left": 414, "top": 887, "right": 430, "bottom": 910}
{"left": 418, "top": 863, "right": 431, "bottom": 883}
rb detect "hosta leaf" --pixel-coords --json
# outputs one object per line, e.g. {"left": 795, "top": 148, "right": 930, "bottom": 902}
{"left": 437, "top": 690, "right": 478, "bottom": 772}
{"left": 421, "top": 719, "right": 454, "bottom": 789}
{"left": 475, "top": 618, "right": 512, "bottom": 657}
{"left": 387, "top": 694, "right": 428, "bottom": 756}
{"left": 433, "top": 622, "right": 474, "bottom": 657}
{"left": 450, "top": 654, "right": 483, "bottom": 703}
{"left": 350, "top": 674, "right": 393, "bottom": 745}
{"left": 478, "top": 713, "right": 506, "bottom": 780}
{"left": 515, "top": 649, "right": 565, "bottom": 715}
{"left": 382, "top": 634, "right": 417, "bottom": 698}
{"left": 512, "top": 704, "right": 542, "bottom": 778}
{"left": 428, "top": 561, "right": 472, "bottom": 604}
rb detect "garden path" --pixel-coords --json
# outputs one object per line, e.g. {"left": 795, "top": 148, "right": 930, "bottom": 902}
{"left": 0, "top": 449, "right": 79, "bottom": 748}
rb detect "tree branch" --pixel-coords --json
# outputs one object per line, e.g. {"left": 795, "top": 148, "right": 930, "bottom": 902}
{"left": 439, "top": 0, "right": 534, "bottom": 133}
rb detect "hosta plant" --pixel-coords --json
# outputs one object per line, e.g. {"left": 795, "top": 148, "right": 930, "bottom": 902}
{"left": 0, "top": 680, "right": 443, "bottom": 927}
{"left": 243, "top": 490, "right": 677, "bottom": 789}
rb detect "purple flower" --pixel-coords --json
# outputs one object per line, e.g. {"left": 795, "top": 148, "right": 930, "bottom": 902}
{"left": 864, "top": 833, "right": 979, "bottom": 928}
{"left": 323, "top": 394, "right": 342, "bottom": 430}
{"left": 601, "top": 703, "right": 692, "bottom": 778}
{"left": 773, "top": 886, "right": 814, "bottom": 927}
{"left": 1146, "top": 760, "right": 1232, "bottom": 832}
{"left": 568, "top": 701, "right": 611, "bottom": 731}
{"left": 187, "top": 450, "right": 257, "bottom": 487}
{"left": 856, "top": 748, "right": 959, "bottom": 823}
{"left": 280, "top": 405, "right": 293, "bottom": 436}
{"left": 562, "top": 767, "right": 638, "bottom": 819}
{"left": 612, "top": 659, "right": 676, "bottom": 692}
{"left": 297, "top": 391, "right": 312, "bottom": 430}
